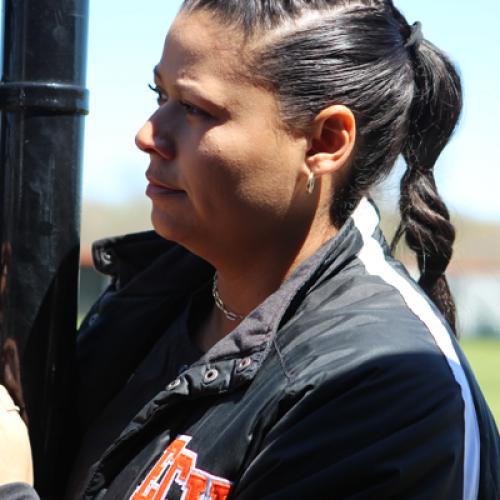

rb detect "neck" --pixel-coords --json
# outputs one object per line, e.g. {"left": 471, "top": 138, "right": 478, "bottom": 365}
{"left": 205, "top": 219, "right": 337, "bottom": 343}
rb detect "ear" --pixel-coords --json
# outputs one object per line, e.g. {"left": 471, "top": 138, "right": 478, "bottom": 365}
{"left": 306, "top": 105, "right": 356, "bottom": 177}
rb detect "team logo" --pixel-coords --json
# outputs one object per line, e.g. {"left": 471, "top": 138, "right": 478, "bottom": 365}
{"left": 130, "top": 435, "right": 232, "bottom": 500}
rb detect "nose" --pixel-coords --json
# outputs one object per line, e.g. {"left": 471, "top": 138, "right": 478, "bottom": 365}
{"left": 135, "top": 120, "right": 156, "bottom": 153}
{"left": 135, "top": 117, "right": 175, "bottom": 160}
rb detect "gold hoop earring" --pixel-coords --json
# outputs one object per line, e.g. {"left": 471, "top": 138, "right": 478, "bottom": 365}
{"left": 306, "top": 171, "right": 316, "bottom": 194}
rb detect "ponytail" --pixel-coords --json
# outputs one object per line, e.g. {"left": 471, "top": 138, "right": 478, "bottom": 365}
{"left": 391, "top": 31, "right": 462, "bottom": 334}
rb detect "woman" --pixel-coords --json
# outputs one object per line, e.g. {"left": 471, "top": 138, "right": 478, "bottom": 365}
{"left": 1, "top": 0, "right": 499, "bottom": 498}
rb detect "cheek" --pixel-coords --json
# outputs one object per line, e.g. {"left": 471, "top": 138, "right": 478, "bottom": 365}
{"left": 194, "top": 128, "right": 301, "bottom": 210}
{"left": 187, "top": 138, "right": 244, "bottom": 207}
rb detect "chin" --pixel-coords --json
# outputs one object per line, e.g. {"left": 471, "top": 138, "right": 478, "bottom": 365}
{"left": 151, "top": 210, "right": 183, "bottom": 243}
{"left": 150, "top": 208, "right": 198, "bottom": 249}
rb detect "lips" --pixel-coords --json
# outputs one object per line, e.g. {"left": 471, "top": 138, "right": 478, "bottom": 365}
{"left": 145, "top": 171, "right": 185, "bottom": 197}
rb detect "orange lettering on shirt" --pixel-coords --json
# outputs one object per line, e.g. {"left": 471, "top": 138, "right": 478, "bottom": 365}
{"left": 183, "top": 470, "right": 208, "bottom": 500}
{"left": 208, "top": 479, "right": 232, "bottom": 499}
{"left": 130, "top": 435, "right": 232, "bottom": 500}
{"left": 131, "top": 437, "right": 189, "bottom": 500}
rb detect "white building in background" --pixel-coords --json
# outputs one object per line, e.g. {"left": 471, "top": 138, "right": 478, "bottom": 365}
{"left": 450, "top": 273, "right": 500, "bottom": 338}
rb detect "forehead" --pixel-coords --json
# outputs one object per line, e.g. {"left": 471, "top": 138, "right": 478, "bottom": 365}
{"left": 158, "top": 10, "right": 249, "bottom": 88}
{"left": 156, "top": 10, "right": 285, "bottom": 128}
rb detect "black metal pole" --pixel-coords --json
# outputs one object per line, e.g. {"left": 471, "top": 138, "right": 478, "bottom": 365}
{"left": 0, "top": 0, "right": 89, "bottom": 497}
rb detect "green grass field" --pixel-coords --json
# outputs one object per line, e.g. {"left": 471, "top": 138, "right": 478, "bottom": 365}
{"left": 461, "top": 338, "right": 500, "bottom": 425}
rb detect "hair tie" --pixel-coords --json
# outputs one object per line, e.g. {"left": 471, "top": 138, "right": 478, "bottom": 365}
{"left": 404, "top": 21, "right": 423, "bottom": 50}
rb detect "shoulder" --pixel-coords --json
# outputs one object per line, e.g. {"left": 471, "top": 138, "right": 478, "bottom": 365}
{"left": 239, "top": 283, "right": 471, "bottom": 498}
{"left": 269, "top": 252, "right": 470, "bottom": 444}
{"left": 275, "top": 297, "right": 464, "bottom": 425}
{"left": 277, "top": 251, "right": 455, "bottom": 383}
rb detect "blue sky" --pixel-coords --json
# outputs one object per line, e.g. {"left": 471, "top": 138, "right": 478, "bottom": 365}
{"left": 3, "top": 1, "right": 500, "bottom": 221}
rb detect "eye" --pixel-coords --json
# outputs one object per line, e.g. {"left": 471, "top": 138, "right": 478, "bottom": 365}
{"left": 148, "top": 83, "right": 212, "bottom": 119}
{"left": 179, "top": 101, "right": 211, "bottom": 119}
{"left": 148, "top": 83, "right": 167, "bottom": 106}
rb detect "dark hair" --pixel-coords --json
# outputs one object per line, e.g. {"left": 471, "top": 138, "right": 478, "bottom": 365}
{"left": 182, "top": 0, "right": 462, "bottom": 333}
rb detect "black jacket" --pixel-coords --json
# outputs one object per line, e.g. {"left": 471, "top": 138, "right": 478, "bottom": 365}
{"left": 4, "top": 199, "right": 500, "bottom": 499}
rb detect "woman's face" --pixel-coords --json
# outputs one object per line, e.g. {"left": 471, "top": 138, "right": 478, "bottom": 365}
{"left": 135, "top": 10, "right": 313, "bottom": 265}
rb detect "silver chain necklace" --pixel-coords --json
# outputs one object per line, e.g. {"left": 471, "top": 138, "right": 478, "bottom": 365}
{"left": 212, "top": 273, "right": 244, "bottom": 322}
